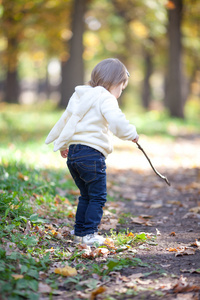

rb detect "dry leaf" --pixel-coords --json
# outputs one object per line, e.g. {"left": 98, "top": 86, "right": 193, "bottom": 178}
{"left": 18, "top": 172, "right": 29, "bottom": 181}
{"left": 104, "top": 238, "right": 116, "bottom": 249}
{"left": 172, "top": 275, "right": 200, "bottom": 293}
{"left": 169, "top": 231, "right": 176, "bottom": 236}
{"left": 54, "top": 265, "right": 77, "bottom": 276}
{"left": 150, "top": 203, "right": 163, "bottom": 209}
{"left": 100, "top": 218, "right": 118, "bottom": 230}
{"left": 131, "top": 216, "right": 153, "bottom": 226}
{"left": 156, "top": 228, "right": 161, "bottom": 236}
{"left": 136, "top": 278, "right": 152, "bottom": 285}
{"left": 81, "top": 247, "right": 110, "bottom": 259}
{"left": 24, "top": 221, "right": 32, "bottom": 235}
{"left": 38, "top": 282, "right": 52, "bottom": 293}
{"left": 167, "top": 246, "right": 196, "bottom": 256}
{"left": 11, "top": 274, "right": 24, "bottom": 280}
{"left": 175, "top": 247, "right": 196, "bottom": 256}
{"left": 181, "top": 268, "right": 200, "bottom": 274}
{"left": 127, "top": 232, "right": 134, "bottom": 237}
{"left": 191, "top": 239, "right": 200, "bottom": 248}
{"left": 90, "top": 286, "right": 106, "bottom": 300}
{"left": 189, "top": 207, "right": 200, "bottom": 213}
{"left": 167, "top": 200, "right": 182, "bottom": 206}
{"left": 69, "top": 189, "right": 80, "bottom": 195}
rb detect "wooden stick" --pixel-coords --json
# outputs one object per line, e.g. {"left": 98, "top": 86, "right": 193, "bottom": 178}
{"left": 136, "top": 142, "right": 171, "bottom": 186}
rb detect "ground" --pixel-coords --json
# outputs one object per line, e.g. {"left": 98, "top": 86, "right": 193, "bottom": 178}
{"left": 41, "top": 135, "right": 200, "bottom": 300}
{"left": 1, "top": 132, "right": 200, "bottom": 300}
{"left": 101, "top": 135, "right": 200, "bottom": 300}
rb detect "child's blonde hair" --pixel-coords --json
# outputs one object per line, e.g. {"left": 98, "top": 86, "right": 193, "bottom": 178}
{"left": 89, "top": 58, "right": 129, "bottom": 91}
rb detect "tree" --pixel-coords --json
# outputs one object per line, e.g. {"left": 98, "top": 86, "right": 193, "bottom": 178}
{"left": 60, "top": 0, "right": 88, "bottom": 108}
{"left": 0, "top": 0, "right": 72, "bottom": 103}
{"left": 1, "top": 0, "right": 22, "bottom": 103}
{"left": 165, "top": 0, "right": 184, "bottom": 118}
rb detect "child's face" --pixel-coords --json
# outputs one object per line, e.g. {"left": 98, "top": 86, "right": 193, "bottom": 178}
{"left": 109, "top": 80, "right": 128, "bottom": 99}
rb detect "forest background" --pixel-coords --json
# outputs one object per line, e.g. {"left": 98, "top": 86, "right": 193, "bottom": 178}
{"left": 0, "top": 0, "right": 200, "bottom": 119}
{"left": 0, "top": 1, "right": 200, "bottom": 299}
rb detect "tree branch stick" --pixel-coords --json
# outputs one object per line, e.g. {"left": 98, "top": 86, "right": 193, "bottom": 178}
{"left": 136, "top": 142, "right": 171, "bottom": 186}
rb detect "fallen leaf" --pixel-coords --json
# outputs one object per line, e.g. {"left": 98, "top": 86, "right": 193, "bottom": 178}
{"left": 24, "top": 221, "right": 32, "bottom": 235}
{"left": 167, "top": 200, "right": 182, "bottom": 206}
{"left": 191, "top": 239, "right": 200, "bottom": 248}
{"left": 166, "top": 247, "right": 181, "bottom": 252}
{"left": 172, "top": 275, "right": 200, "bottom": 293}
{"left": 181, "top": 268, "right": 200, "bottom": 274}
{"left": 136, "top": 278, "right": 152, "bottom": 285}
{"left": 169, "top": 231, "right": 176, "bottom": 236}
{"left": 189, "top": 207, "right": 200, "bottom": 214}
{"left": 131, "top": 216, "right": 153, "bottom": 226}
{"left": 69, "top": 189, "right": 80, "bottom": 195}
{"left": 100, "top": 218, "right": 118, "bottom": 230}
{"left": 38, "top": 282, "right": 52, "bottom": 293}
{"left": 175, "top": 247, "right": 196, "bottom": 256}
{"left": 54, "top": 265, "right": 77, "bottom": 277}
{"left": 182, "top": 212, "right": 200, "bottom": 219}
{"left": 104, "top": 238, "right": 116, "bottom": 249}
{"left": 11, "top": 274, "right": 24, "bottom": 280}
{"left": 127, "top": 232, "right": 134, "bottom": 237}
{"left": 166, "top": 246, "right": 196, "bottom": 256}
{"left": 90, "top": 286, "right": 106, "bottom": 300}
{"left": 156, "top": 228, "right": 161, "bottom": 236}
{"left": 18, "top": 172, "right": 29, "bottom": 181}
{"left": 150, "top": 203, "right": 163, "bottom": 209}
{"left": 161, "top": 264, "right": 171, "bottom": 268}
{"left": 81, "top": 247, "right": 110, "bottom": 259}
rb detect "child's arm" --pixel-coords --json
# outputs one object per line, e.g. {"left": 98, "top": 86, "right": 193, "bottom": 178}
{"left": 60, "top": 149, "right": 69, "bottom": 158}
{"left": 101, "top": 96, "right": 138, "bottom": 141}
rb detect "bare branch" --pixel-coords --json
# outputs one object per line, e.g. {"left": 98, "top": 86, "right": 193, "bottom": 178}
{"left": 136, "top": 142, "right": 171, "bottom": 186}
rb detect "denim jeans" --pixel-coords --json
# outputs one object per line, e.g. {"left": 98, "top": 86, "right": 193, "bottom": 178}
{"left": 67, "top": 144, "right": 107, "bottom": 237}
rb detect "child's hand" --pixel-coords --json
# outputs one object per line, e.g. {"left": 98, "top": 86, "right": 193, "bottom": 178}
{"left": 60, "top": 149, "right": 69, "bottom": 158}
{"left": 132, "top": 134, "right": 139, "bottom": 143}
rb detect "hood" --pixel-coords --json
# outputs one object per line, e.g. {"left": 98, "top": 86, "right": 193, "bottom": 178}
{"left": 67, "top": 85, "right": 107, "bottom": 118}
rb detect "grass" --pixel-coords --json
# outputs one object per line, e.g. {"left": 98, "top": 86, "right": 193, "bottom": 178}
{"left": 0, "top": 100, "right": 199, "bottom": 299}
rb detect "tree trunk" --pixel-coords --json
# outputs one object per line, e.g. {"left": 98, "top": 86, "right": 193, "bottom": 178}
{"left": 165, "top": 0, "right": 184, "bottom": 118}
{"left": 4, "top": 37, "right": 19, "bottom": 103}
{"left": 60, "top": 0, "right": 86, "bottom": 108}
{"left": 141, "top": 49, "right": 153, "bottom": 109}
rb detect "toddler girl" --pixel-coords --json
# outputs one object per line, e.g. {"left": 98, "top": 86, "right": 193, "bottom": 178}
{"left": 45, "top": 58, "right": 139, "bottom": 245}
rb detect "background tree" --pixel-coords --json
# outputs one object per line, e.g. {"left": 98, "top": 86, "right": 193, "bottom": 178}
{"left": 165, "top": 0, "right": 184, "bottom": 118}
{"left": 0, "top": 0, "right": 72, "bottom": 103}
{"left": 60, "top": 0, "right": 88, "bottom": 108}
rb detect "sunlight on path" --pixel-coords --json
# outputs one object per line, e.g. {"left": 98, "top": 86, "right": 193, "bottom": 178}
{"left": 2, "top": 135, "right": 199, "bottom": 172}
{"left": 106, "top": 135, "right": 200, "bottom": 171}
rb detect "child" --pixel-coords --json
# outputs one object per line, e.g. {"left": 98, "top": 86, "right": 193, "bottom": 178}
{"left": 45, "top": 58, "right": 139, "bottom": 245}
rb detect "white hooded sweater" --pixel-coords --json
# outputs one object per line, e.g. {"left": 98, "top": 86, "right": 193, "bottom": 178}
{"left": 45, "top": 85, "right": 138, "bottom": 158}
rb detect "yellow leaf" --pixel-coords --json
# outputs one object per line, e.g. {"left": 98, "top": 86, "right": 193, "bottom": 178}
{"left": 90, "top": 286, "right": 106, "bottom": 300}
{"left": 12, "top": 274, "right": 24, "bottom": 280}
{"left": 54, "top": 265, "right": 77, "bottom": 277}
{"left": 127, "top": 232, "right": 134, "bottom": 237}
{"left": 104, "top": 238, "right": 116, "bottom": 250}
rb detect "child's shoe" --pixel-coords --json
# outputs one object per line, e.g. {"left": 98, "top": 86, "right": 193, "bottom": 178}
{"left": 74, "top": 235, "right": 83, "bottom": 243}
{"left": 70, "top": 229, "right": 75, "bottom": 235}
{"left": 82, "top": 233, "right": 105, "bottom": 246}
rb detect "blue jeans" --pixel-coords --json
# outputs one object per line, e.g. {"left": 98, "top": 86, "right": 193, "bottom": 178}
{"left": 67, "top": 144, "right": 107, "bottom": 237}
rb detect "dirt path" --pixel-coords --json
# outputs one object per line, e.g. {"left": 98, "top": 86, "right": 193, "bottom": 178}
{"left": 104, "top": 135, "right": 200, "bottom": 299}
